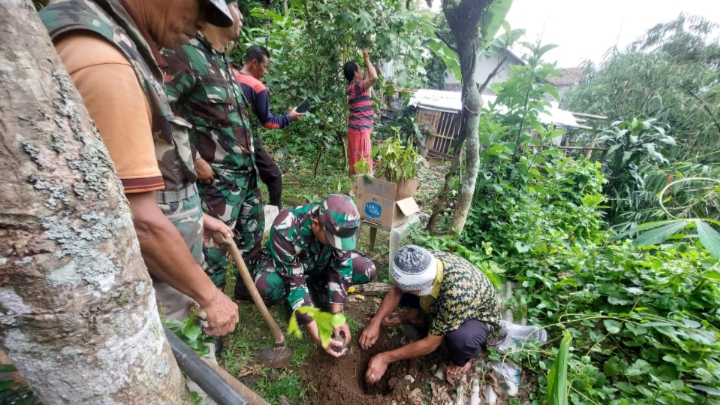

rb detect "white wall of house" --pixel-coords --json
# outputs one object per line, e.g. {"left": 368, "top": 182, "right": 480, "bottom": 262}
{"left": 444, "top": 50, "right": 518, "bottom": 91}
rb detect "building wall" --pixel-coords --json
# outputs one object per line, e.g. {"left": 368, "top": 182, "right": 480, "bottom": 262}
{"left": 444, "top": 51, "right": 515, "bottom": 91}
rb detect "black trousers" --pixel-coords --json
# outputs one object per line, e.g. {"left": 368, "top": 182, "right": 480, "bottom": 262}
{"left": 400, "top": 294, "right": 489, "bottom": 366}
{"left": 254, "top": 146, "right": 282, "bottom": 207}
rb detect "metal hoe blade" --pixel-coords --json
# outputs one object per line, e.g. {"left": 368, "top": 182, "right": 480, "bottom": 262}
{"left": 259, "top": 345, "right": 294, "bottom": 368}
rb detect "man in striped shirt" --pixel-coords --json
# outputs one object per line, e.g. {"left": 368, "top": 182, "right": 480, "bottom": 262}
{"left": 343, "top": 49, "right": 378, "bottom": 192}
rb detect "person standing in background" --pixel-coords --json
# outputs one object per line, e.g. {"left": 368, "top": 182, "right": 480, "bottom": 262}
{"left": 343, "top": 49, "right": 377, "bottom": 195}
{"left": 236, "top": 45, "right": 305, "bottom": 208}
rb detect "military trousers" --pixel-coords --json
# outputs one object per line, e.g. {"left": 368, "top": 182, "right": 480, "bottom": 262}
{"left": 154, "top": 190, "right": 206, "bottom": 320}
{"left": 253, "top": 251, "right": 377, "bottom": 306}
{"left": 199, "top": 170, "right": 265, "bottom": 286}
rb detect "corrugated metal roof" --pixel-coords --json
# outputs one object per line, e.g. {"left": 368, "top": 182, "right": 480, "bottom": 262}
{"left": 408, "top": 89, "right": 462, "bottom": 113}
{"left": 409, "top": 89, "right": 581, "bottom": 128}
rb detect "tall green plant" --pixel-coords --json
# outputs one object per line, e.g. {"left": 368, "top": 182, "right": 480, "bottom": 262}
{"left": 564, "top": 15, "right": 720, "bottom": 163}
{"left": 547, "top": 331, "right": 571, "bottom": 405}
{"left": 474, "top": 41, "right": 563, "bottom": 198}
{"left": 595, "top": 118, "right": 676, "bottom": 226}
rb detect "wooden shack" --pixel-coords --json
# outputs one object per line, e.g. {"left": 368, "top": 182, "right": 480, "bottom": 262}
{"left": 415, "top": 108, "right": 462, "bottom": 158}
{"left": 408, "top": 89, "right": 587, "bottom": 159}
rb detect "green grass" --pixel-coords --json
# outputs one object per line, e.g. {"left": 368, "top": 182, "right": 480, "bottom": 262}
{"left": 265, "top": 147, "right": 350, "bottom": 208}
{"left": 221, "top": 273, "right": 315, "bottom": 404}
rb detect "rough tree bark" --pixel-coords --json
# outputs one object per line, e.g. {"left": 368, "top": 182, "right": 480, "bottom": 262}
{"left": 427, "top": 54, "right": 506, "bottom": 234}
{"left": 0, "top": 1, "right": 191, "bottom": 404}
{"left": 442, "top": 0, "right": 494, "bottom": 235}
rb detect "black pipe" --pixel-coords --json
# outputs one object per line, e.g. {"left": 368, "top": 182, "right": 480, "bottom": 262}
{"left": 164, "top": 327, "right": 248, "bottom": 405}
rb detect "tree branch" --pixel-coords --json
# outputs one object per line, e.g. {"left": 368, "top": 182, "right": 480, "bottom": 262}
{"left": 435, "top": 30, "right": 457, "bottom": 53}
{"left": 477, "top": 53, "right": 509, "bottom": 94}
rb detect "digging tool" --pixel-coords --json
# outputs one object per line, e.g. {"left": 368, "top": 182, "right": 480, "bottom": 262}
{"left": 213, "top": 233, "right": 294, "bottom": 368}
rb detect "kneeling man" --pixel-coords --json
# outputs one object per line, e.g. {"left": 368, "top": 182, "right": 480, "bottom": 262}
{"left": 247, "top": 194, "right": 377, "bottom": 357}
{"left": 360, "top": 245, "right": 501, "bottom": 384}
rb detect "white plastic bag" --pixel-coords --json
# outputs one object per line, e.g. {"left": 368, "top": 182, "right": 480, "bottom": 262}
{"left": 495, "top": 320, "right": 548, "bottom": 353}
{"left": 490, "top": 361, "right": 521, "bottom": 397}
{"left": 378, "top": 59, "right": 395, "bottom": 81}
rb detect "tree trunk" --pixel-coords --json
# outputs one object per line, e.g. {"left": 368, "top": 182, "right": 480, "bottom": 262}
{"left": 426, "top": 148, "right": 462, "bottom": 234}
{"left": 450, "top": 38, "right": 482, "bottom": 234}
{"left": 442, "top": 0, "right": 491, "bottom": 235}
{"left": 0, "top": 2, "right": 191, "bottom": 404}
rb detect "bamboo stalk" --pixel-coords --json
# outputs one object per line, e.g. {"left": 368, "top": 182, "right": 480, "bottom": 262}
{"left": 571, "top": 112, "right": 608, "bottom": 120}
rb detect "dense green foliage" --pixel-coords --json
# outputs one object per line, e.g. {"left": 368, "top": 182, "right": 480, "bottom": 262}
{"left": 595, "top": 118, "right": 676, "bottom": 226}
{"left": 412, "top": 34, "right": 720, "bottom": 405}
{"left": 564, "top": 15, "right": 720, "bottom": 163}
{"left": 235, "top": 0, "right": 433, "bottom": 167}
{"left": 563, "top": 15, "right": 720, "bottom": 230}
{"left": 0, "top": 365, "right": 41, "bottom": 405}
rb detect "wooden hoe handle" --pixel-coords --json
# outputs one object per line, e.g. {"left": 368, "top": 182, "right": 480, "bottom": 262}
{"left": 213, "top": 233, "right": 286, "bottom": 347}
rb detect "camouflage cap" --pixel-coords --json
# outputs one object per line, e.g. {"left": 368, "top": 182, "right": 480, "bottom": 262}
{"left": 205, "top": 0, "right": 234, "bottom": 28}
{"left": 319, "top": 194, "right": 361, "bottom": 251}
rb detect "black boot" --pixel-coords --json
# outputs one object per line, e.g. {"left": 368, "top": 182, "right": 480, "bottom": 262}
{"left": 214, "top": 336, "right": 223, "bottom": 358}
{"left": 306, "top": 276, "right": 331, "bottom": 312}
{"left": 233, "top": 280, "right": 252, "bottom": 301}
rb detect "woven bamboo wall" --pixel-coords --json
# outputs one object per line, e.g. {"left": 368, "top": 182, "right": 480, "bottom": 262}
{"left": 415, "top": 108, "right": 461, "bottom": 158}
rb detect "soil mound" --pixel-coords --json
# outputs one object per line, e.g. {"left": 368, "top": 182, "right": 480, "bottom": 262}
{"left": 300, "top": 311, "right": 448, "bottom": 405}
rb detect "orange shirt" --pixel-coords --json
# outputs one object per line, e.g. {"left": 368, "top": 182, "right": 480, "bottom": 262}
{"left": 54, "top": 32, "right": 164, "bottom": 194}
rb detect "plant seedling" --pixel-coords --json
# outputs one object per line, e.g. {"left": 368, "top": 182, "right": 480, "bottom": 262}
{"left": 287, "top": 307, "right": 346, "bottom": 349}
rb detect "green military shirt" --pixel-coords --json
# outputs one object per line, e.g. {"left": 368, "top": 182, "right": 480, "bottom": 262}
{"left": 265, "top": 203, "right": 354, "bottom": 311}
{"left": 162, "top": 33, "right": 256, "bottom": 189}
{"left": 422, "top": 251, "right": 502, "bottom": 336}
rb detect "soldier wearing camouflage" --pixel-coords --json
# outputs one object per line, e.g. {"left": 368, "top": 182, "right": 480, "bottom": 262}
{"left": 40, "top": 0, "right": 218, "bottom": 318}
{"left": 163, "top": 28, "right": 264, "bottom": 287}
{"left": 254, "top": 194, "right": 377, "bottom": 324}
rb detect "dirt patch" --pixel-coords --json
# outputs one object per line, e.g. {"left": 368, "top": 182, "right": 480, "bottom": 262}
{"left": 300, "top": 305, "right": 448, "bottom": 405}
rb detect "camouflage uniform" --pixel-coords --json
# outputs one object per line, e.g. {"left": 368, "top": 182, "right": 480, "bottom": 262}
{"left": 163, "top": 34, "right": 264, "bottom": 287}
{"left": 254, "top": 195, "right": 376, "bottom": 325}
{"left": 41, "top": 0, "right": 207, "bottom": 320}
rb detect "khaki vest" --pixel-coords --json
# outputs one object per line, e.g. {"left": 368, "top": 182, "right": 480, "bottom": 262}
{"left": 40, "top": 0, "right": 198, "bottom": 197}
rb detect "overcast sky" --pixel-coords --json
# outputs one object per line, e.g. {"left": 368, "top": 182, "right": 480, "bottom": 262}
{"left": 427, "top": 0, "right": 720, "bottom": 67}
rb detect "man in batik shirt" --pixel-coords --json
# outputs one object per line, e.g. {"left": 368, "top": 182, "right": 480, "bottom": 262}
{"left": 360, "top": 245, "right": 502, "bottom": 383}
{"left": 254, "top": 194, "right": 376, "bottom": 357}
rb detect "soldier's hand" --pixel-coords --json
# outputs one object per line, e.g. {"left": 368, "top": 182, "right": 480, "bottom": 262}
{"left": 202, "top": 288, "right": 239, "bottom": 337}
{"left": 334, "top": 322, "right": 351, "bottom": 345}
{"left": 195, "top": 157, "right": 215, "bottom": 184}
{"left": 359, "top": 322, "right": 380, "bottom": 350}
{"left": 324, "top": 339, "right": 347, "bottom": 358}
